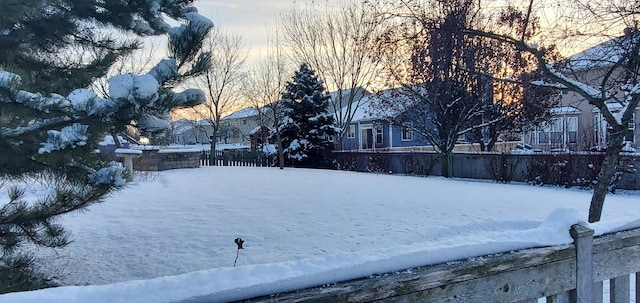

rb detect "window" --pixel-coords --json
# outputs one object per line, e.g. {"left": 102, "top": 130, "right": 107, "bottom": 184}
{"left": 402, "top": 124, "right": 413, "bottom": 141}
{"left": 626, "top": 114, "right": 636, "bottom": 142}
{"left": 375, "top": 126, "right": 383, "bottom": 146}
{"left": 594, "top": 114, "right": 602, "bottom": 145}
{"left": 537, "top": 124, "right": 550, "bottom": 144}
{"left": 567, "top": 117, "right": 578, "bottom": 144}
{"left": 537, "top": 117, "right": 578, "bottom": 146}
{"left": 550, "top": 118, "right": 563, "bottom": 144}
{"left": 347, "top": 125, "right": 356, "bottom": 138}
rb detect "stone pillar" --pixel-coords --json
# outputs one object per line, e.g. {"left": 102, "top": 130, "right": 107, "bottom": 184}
{"left": 115, "top": 148, "right": 142, "bottom": 182}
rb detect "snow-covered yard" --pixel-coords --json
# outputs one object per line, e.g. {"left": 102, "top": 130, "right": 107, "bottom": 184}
{"left": 2, "top": 167, "right": 640, "bottom": 303}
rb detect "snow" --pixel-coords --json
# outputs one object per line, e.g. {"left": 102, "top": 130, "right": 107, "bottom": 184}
{"left": 133, "top": 74, "right": 160, "bottom": 101}
{"left": 546, "top": 65, "right": 603, "bottom": 99}
{"left": 88, "top": 166, "right": 127, "bottom": 188}
{"left": 114, "top": 148, "right": 143, "bottom": 155}
{"left": 38, "top": 123, "right": 89, "bottom": 154}
{"left": 149, "top": 1, "right": 161, "bottom": 15}
{"left": 108, "top": 74, "right": 135, "bottom": 100}
{"left": 157, "top": 149, "right": 201, "bottom": 154}
{"left": 222, "top": 107, "right": 259, "bottom": 120}
{"left": 184, "top": 12, "right": 214, "bottom": 30}
{"left": 566, "top": 37, "right": 627, "bottom": 70}
{"left": 138, "top": 114, "right": 170, "bottom": 132}
{"left": 175, "top": 89, "right": 206, "bottom": 106}
{"left": 550, "top": 106, "right": 582, "bottom": 115}
{"left": 0, "top": 70, "right": 19, "bottom": 87}
{"left": 99, "top": 135, "right": 129, "bottom": 146}
{"left": 109, "top": 74, "right": 160, "bottom": 108}
{"left": 149, "top": 58, "right": 178, "bottom": 83}
{"left": 67, "top": 89, "right": 98, "bottom": 114}
{"left": 1, "top": 167, "right": 639, "bottom": 303}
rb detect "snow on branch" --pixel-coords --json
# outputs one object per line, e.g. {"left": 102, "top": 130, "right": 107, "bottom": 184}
{"left": 545, "top": 66, "right": 604, "bottom": 100}
{"left": 88, "top": 166, "right": 127, "bottom": 188}
{"left": 1, "top": 117, "right": 72, "bottom": 138}
{"left": 528, "top": 80, "right": 568, "bottom": 90}
{"left": 38, "top": 123, "right": 89, "bottom": 154}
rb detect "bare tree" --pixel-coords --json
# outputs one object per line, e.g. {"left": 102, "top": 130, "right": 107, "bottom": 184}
{"left": 281, "top": 1, "right": 383, "bottom": 145}
{"left": 243, "top": 33, "right": 289, "bottom": 169}
{"left": 191, "top": 27, "right": 247, "bottom": 163}
{"left": 460, "top": 0, "right": 639, "bottom": 222}
{"left": 370, "top": 0, "right": 555, "bottom": 176}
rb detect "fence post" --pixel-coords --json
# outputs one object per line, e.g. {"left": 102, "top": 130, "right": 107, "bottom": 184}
{"left": 569, "top": 224, "right": 594, "bottom": 303}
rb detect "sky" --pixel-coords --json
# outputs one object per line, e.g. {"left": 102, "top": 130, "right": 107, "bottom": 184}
{"left": 187, "top": 0, "right": 624, "bottom": 63}
{"left": 191, "top": 0, "right": 320, "bottom": 62}
{"left": 1, "top": 165, "right": 638, "bottom": 302}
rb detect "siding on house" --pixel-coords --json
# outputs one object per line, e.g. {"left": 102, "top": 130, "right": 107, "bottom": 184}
{"left": 522, "top": 37, "right": 640, "bottom": 152}
{"left": 523, "top": 78, "right": 639, "bottom": 152}
{"left": 339, "top": 119, "right": 430, "bottom": 151}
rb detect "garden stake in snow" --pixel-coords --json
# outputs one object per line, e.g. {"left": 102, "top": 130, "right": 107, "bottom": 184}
{"left": 234, "top": 237, "right": 244, "bottom": 267}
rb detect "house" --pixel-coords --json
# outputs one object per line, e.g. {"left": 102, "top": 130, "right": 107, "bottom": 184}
{"left": 218, "top": 107, "right": 265, "bottom": 145}
{"left": 524, "top": 35, "right": 639, "bottom": 152}
{"left": 338, "top": 93, "right": 430, "bottom": 151}
{"left": 172, "top": 119, "right": 213, "bottom": 145}
{"left": 171, "top": 107, "right": 273, "bottom": 148}
{"left": 212, "top": 87, "right": 369, "bottom": 150}
{"left": 249, "top": 125, "right": 271, "bottom": 151}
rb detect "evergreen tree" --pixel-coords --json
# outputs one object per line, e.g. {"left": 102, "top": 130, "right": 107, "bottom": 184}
{"left": 0, "top": 0, "right": 212, "bottom": 293}
{"left": 278, "top": 63, "right": 338, "bottom": 168}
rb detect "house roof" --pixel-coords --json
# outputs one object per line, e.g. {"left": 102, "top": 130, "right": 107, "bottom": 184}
{"left": 591, "top": 102, "right": 624, "bottom": 112}
{"left": 347, "top": 87, "right": 417, "bottom": 123}
{"left": 550, "top": 106, "right": 582, "bottom": 115}
{"left": 220, "top": 87, "right": 371, "bottom": 124}
{"left": 249, "top": 125, "right": 271, "bottom": 135}
{"left": 222, "top": 107, "right": 259, "bottom": 120}
{"left": 565, "top": 33, "right": 639, "bottom": 70}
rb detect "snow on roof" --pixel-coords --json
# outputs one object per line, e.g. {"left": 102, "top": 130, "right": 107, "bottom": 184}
{"left": 346, "top": 87, "right": 417, "bottom": 123}
{"left": 342, "top": 95, "right": 374, "bottom": 123}
{"left": 326, "top": 87, "right": 369, "bottom": 111}
{"left": 171, "top": 119, "right": 213, "bottom": 135}
{"left": 550, "top": 106, "right": 581, "bottom": 115}
{"left": 591, "top": 102, "right": 624, "bottom": 112}
{"left": 249, "top": 125, "right": 270, "bottom": 134}
{"left": 566, "top": 34, "right": 638, "bottom": 70}
{"left": 222, "top": 107, "right": 259, "bottom": 120}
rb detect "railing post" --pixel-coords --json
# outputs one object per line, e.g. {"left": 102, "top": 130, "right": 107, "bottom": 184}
{"left": 636, "top": 272, "right": 640, "bottom": 303}
{"left": 569, "top": 224, "right": 594, "bottom": 303}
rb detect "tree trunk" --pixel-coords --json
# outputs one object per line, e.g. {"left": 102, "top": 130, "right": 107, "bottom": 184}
{"left": 440, "top": 153, "right": 451, "bottom": 178}
{"left": 588, "top": 127, "right": 625, "bottom": 223}
{"left": 275, "top": 130, "right": 285, "bottom": 169}
{"left": 209, "top": 130, "right": 217, "bottom": 166}
{"left": 111, "top": 131, "right": 122, "bottom": 148}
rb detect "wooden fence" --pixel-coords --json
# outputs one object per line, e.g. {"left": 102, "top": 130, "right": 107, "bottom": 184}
{"left": 333, "top": 151, "right": 640, "bottom": 190}
{"left": 241, "top": 225, "right": 640, "bottom": 303}
{"left": 200, "top": 150, "right": 274, "bottom": 167}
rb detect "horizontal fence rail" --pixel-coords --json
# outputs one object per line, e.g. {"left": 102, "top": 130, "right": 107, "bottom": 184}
{"left": 238, "top": 226, "right": 640, "bottom": 303}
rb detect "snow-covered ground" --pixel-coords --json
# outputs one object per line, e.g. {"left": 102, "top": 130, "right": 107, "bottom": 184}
{"left": 2, "top": 167, "right": 639, "bottom": 303}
